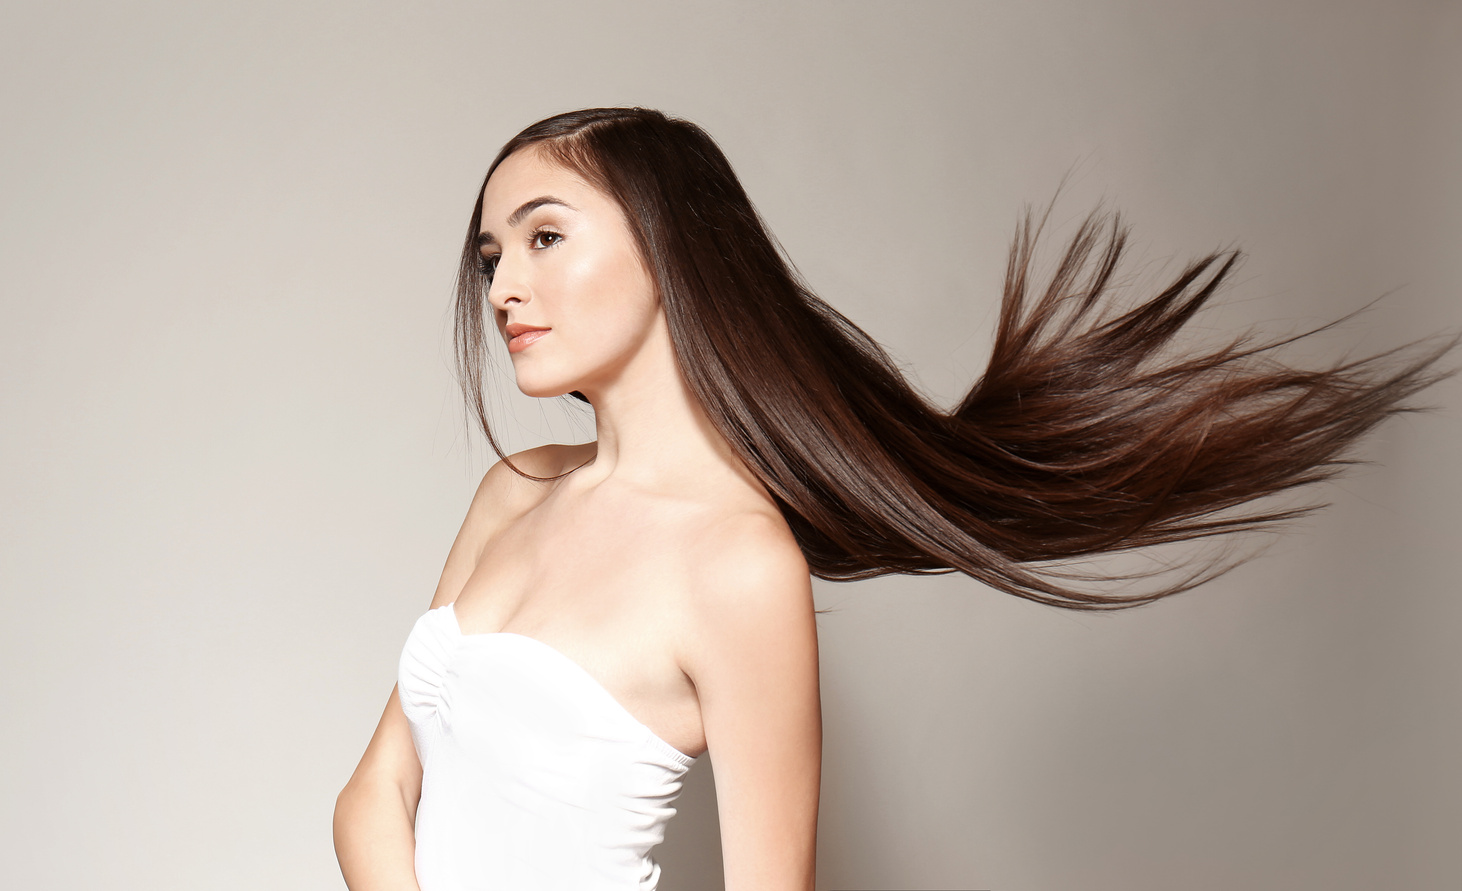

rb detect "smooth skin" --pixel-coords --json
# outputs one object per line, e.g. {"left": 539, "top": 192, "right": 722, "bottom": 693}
{"left": 333, "top": 145, "right": 822, "bottom": 891}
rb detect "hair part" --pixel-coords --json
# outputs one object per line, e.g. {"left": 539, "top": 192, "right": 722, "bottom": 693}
{"left": 454, "top": 107, "right": 1455, "bottom": 610}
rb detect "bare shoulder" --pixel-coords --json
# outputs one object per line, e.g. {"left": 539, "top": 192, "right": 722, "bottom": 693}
{"left": 467, "top": 441, "right": 592, "bottom": 512}
{"left": 514, "top": 440, "right": 596, "bottom": 475}
{"left": 679, "top": 507, "right": 816, "bottom": 679}
{"left": 430, "top": 441, "right": 595, "bottom": 608}
{"left": 691, "top": 509, "right": 811, "bottom": 606}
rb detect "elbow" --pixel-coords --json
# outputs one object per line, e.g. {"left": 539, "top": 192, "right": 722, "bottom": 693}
{"left": 333, "top": 775, "right": 376, "bottom": 841}
{"left": 335, "top": 775, "right": 360, "bottom": 816}
{"left": 333, "top": 780, "right": 359, "bottom": 841}
{"left": 334, "top": 770, "right": 421, "bottom": 831}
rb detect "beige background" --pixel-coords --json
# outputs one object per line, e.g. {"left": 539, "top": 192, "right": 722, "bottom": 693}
{"left": 2, "top": 2, "right": 1459, "bottom": 889}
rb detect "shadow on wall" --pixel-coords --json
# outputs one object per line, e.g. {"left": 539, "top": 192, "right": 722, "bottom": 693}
{"left": 657, "top": 755, "right": 725, "bottom": 890}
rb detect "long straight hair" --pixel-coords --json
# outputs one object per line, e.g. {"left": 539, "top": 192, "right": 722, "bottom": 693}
{"left": 454, "top": 107, "right": 1452, "bottom": 610}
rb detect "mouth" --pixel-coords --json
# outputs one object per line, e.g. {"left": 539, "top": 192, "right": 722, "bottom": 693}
{"left": 504, "top": 323, "right": 551, "bottom": 354}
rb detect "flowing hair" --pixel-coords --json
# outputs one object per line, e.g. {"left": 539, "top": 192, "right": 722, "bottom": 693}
{"left": 454, "top": 107, "right": 1453, "bottom": 610}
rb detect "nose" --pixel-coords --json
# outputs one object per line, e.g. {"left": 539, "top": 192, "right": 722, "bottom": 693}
{"left": 486, "top": 254, "right": 529, "bottom": 313}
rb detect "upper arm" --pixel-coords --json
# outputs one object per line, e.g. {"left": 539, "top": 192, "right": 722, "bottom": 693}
{"left": 340, "top": 684, "right": 423, "bottom": 809}
{"left": 686, "top": 517, "right": 821, "bottom": 891}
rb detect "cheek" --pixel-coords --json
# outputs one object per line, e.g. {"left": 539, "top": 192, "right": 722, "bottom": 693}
{"left": 562, "top": 251, "right": 659, "bottom": 334}
{"left": 606, "top": 252, "right": 659, "bottom": 319}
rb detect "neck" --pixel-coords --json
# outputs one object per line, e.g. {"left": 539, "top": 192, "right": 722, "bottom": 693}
{"left": 570, "top": 318, "right": 754, "bottom": 496}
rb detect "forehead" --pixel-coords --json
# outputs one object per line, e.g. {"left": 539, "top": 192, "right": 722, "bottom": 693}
{"left": 479, "top": 147, "right": 603, "bottom": 225}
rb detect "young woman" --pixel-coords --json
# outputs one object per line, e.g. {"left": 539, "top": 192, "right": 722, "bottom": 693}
{"left": 333, "top": 107, "right": 1450, "bottom": 891}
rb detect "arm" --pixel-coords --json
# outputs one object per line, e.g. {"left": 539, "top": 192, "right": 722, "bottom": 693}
{"left": 333, "top": 687, "right": 423, "bottom": 891}
{"left": 334, "top": 446, "right": 571, "bottom": 889}
{"left": 687, "top": 517, "right": 822, "bottom": 891}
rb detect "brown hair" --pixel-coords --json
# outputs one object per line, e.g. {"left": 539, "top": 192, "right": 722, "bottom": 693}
{"left": 455, "top": 107, "right": 1453, "bottom": 610}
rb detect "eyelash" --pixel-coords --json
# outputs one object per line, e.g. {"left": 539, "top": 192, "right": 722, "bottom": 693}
{"left": 478, "top": 228, "right": 564, "bottom": 282}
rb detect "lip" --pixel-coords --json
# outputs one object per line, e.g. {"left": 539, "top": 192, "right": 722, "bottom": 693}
{"left": 504, "top": 323, "right": 551, "bottom": 354}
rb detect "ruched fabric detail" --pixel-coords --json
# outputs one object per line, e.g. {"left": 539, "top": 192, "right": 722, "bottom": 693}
{"left": 398, "top": 603, "right": 697, "bottom": 891}
{"left": 398, "top": 605, "right": 460, "bottom": 768}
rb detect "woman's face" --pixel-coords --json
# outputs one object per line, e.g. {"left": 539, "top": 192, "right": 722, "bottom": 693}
{"left": 477, "top": 146, "right": 662, "bottom": 400}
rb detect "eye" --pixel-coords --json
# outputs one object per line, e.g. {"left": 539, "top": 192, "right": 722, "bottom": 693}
{"left": 477, "top": 254, "right": 500, "bottom": 283}
{"left": 531, "top": 229, "right": 563, "bottom": 249}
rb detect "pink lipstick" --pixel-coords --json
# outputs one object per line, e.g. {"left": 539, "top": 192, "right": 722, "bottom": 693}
{"left": 505, "top": 323, "right": 550, "bottom": 354}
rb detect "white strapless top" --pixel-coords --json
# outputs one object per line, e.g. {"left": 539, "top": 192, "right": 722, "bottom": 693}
{"left": 398, "top": 602, "right": 698, "bottom": 891}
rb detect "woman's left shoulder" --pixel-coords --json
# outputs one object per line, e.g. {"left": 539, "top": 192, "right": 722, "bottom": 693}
{"left": 674, "top": 504, "right": 819, "bottom": 752}
{"left": 681, "top": 506, "right": 813, "bottom": 627}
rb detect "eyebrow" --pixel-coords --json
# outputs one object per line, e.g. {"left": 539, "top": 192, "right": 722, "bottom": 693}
{"left": 475, "top": 195, "right": 577, "bottom": 247}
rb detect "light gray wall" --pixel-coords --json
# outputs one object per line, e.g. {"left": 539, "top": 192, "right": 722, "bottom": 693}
{"left": 2, "top": 2, "right": 1458, "bottom": 889}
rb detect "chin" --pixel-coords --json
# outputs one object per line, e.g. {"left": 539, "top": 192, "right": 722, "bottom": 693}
{"left": 515, "top": 382, "right": 573, "bottom": 399}
{"left": 512, "top": 371, "right": 585, "bottom": 401}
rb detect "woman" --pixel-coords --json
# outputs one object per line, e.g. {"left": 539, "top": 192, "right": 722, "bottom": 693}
{"left": 333, "top": 107, "right": 1450, "bottom": 890}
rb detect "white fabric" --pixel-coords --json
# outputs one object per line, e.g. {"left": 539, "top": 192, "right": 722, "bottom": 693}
{"left": 398, "top": 602, "right": 697, "bottom": 891}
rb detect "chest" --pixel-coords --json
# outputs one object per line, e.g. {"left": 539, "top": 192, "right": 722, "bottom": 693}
{"left": 447, "top": 490, "right": 709, "bottom": 757}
